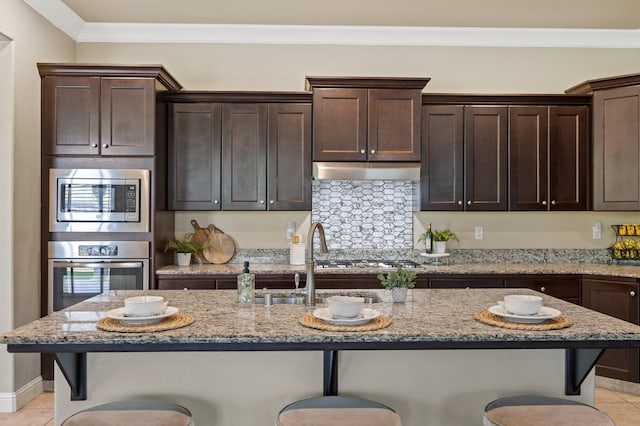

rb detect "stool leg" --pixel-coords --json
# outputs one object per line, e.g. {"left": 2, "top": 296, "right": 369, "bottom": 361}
{"left": 323, "top": 350, "right": 338, "bottom": 396}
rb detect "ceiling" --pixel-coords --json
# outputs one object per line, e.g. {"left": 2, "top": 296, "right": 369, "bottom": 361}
{"left": 24, "top": 0, "right": 640, "bottom": 47}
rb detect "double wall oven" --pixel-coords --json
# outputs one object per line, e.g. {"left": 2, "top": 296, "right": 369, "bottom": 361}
{"left": 47, "top": 168, "right": 152, "bottom": 313}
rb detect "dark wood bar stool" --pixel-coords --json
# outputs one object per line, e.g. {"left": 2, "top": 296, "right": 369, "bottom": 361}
{"left": 61, "top": 400, "right": 193, "bottom": 426}
{"left": 482, "top": 395, "right": 615, "bottom": 426}
{"left": 277, "top": 395, "right": 401, "bottom": 426}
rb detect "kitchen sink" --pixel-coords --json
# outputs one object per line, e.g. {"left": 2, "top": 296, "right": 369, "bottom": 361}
{"left": 253, "top": 291, "right": 382, "bottom": 305}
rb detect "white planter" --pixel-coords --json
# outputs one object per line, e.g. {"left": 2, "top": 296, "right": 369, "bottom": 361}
{"left": 433, "top": 241, "right": 447, "bottom": 254}
{"left": 391, "top": 287, "right": 408, "bottom": 303}
{"left": 176, "top": 253, "right": 192, "bottom": 266}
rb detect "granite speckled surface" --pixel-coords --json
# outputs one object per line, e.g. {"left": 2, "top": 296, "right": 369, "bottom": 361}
{"left": 157, "top": 262, "right": 640, "bottom": 278}
{"left": 3, "top": 289, "right": 640, "bottom": 348}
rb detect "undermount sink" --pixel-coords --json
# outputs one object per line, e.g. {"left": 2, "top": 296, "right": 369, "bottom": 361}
{"left": 253, "top": 291, "right": 382, "bottom": 305}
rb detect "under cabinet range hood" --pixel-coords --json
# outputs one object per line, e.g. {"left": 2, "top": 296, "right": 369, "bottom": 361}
{"left": 312, "top": 162, "right": 421, "bottom": 181}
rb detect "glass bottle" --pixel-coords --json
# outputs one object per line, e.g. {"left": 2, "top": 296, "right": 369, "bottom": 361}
{"left": 424, "top": 222, "right": 433, "bottom": 254}
{"left": 237, "top": 261, "right": 255, "bottom": 307}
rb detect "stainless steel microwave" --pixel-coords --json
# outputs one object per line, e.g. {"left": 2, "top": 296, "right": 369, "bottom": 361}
{"left": 49, "top": 169, "right": 150, "bottom": 232}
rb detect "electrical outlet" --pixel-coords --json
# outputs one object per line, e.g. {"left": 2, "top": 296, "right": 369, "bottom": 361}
{"left": 593, "top": 222, "right": 602, "bottom": 240}
{"left": 475, "top": 226, "right": 484, "bottom": 240}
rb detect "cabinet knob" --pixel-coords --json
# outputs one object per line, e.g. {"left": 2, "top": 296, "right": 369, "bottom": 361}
{"left": 540, "top": 286, "right": 546, "bottom": 292}
{"left": 91, "top": 143, "right": 98, "bottom": 148}
{"left": 551, "top": 200, "right": 557, "bottom": 206}
{"left": 269, "top": 200, "right": 274, "bottom": 204}
{"left": 360, "top": 149, "right": 366, "bottom": 154}
{"left": 467, "top": 200, "right": 472, "bottom": 206}
{"left": 214, "top": 200, "right": 219, "bottom": 204}
{"left": 631, "top": 291, "right": 636, "bottom": 297}
{"left": 370, "top": 149, "right": 376, "bottom": 154}
{"left": 541, "top": 200, "right": 547, "bottom": 206}
{"left": 457, "top": 201, "right": 463, "bottom": 206}
{"left": 103, "top": 144, "right": 108, "bottom": 148}
{"left": 260, "top": 200, "right": 265, "bottom": 204}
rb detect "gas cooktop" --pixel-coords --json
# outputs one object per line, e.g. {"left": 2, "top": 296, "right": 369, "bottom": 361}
{"left": 315, "top": 259, "right": 420, "bottom": 269}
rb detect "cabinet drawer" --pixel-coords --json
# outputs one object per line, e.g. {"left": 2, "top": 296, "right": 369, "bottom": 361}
{"left": 157, "top": 278, "right": 216, "bottom": 290}
{"left": 430, "top": 277, "right": 504, "bottom": 289}
{"left": 505, "top": 276, "right": 580, "bottom": 300}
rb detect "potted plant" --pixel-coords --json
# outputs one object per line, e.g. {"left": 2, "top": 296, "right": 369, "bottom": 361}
{"left": 377, "top": 265, "right": 417, "bottom": 303}
{"left": 165, "top": 232, "right": 202, "bottom": 266}
{"left": 432, "top": 229, "right": 458, "bottom": 254}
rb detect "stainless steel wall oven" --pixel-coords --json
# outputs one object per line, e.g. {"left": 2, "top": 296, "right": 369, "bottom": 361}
{"left": 49, "top": 168, "right": 150, "bottom": 233}
{"left": 48, "top": 241, "right": 149, "bottom": 312}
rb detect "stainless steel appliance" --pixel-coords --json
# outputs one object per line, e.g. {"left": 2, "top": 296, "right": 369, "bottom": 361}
{"left": 48, "top": 241, "right": 149, "bottom": 312}
{"left": 316, "top": 259, "right": 420, "bottom": 269}
{"left": 49, "top": 168, "right": 150, "bottom": 232}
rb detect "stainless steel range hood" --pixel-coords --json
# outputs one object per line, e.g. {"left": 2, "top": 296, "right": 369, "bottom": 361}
{"left": 312, "top": 162, "right": 421, "bottom": 181}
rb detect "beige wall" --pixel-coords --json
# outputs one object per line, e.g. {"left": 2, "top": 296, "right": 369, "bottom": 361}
{"left": 76, "top": 42, "right": 640, "bottom": 250}
{"left": 0, "top": 0, "right": 75, "bottom": 399}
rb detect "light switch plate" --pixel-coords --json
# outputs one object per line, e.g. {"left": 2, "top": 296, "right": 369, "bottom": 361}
{"left": 475, "top": 226, "right": 484, "bottom": 240}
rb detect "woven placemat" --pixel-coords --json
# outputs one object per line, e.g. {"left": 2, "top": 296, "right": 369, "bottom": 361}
{"left": 299, "top": 314, "right": 392, "bottom": 332}
{"left": 97, "top": 312, "right": 194, "bottom": 333}
{"left": 474, "top": 310, "right": 573, "bottom": 330}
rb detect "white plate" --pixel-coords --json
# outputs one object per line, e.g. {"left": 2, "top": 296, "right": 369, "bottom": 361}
{"left": 420, "top": 253, "right": 450, "bottom": 258}
{"left": 313, "top": 308, "right": 380, "bottom": 326}
{"left": 488, "top": 305, "right": 561, "bottom": 324}
{"left": 106, "top": 306, "right": 179, "bottom": 326}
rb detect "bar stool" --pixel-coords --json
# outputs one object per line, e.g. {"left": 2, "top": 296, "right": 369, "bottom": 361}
{"left": 482, "top": 395, "right": 615, "bottom": 426}
{"left": 277, "top": 395, "right": 401, "bottom": 426}
{"left": 61, "top": 400, "right": 193, "bottom": 426}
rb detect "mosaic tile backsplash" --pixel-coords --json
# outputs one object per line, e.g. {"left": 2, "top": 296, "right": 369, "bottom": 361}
{"left": 311, "top": 180, "right": 415, "bottom": 249}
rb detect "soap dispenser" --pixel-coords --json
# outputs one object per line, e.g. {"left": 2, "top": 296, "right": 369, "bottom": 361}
{"left": 237, "top": 261, "right": 255, "bottom": 307}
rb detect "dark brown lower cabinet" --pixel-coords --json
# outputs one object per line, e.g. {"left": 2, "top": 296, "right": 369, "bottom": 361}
{"left": 582, "top": 276, "right": 640, "bottom": 382}
{"left": 429, "top": 276, "right": 504, "bottom": 288}
{"left": 505, "top": 275, "right": 580, "bottom": 304}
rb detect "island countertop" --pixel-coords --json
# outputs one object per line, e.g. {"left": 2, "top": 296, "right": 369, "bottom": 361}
{"left": 4, "top": 288, "right": 640, "bottom": 351}
{"left": 156, "top": 262, "right": 640, "bottom": 278}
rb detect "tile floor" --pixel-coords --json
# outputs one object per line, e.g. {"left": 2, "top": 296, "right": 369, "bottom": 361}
{"left": 0, "top": 388, "right": 639, "bottom": 425}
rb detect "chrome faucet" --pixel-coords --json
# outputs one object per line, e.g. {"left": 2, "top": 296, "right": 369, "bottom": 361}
{"left": 304, "top": 221, "right": 328, "bottom": 305}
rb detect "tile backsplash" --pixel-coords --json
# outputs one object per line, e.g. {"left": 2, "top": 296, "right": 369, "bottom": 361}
{"left": 311, "top": 180, "right": 415, "bottom": 249}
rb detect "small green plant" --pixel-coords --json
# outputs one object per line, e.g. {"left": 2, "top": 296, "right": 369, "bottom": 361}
{"left": 418, "top": 228, "right": 459, "bottom": 243}
{"left": 164, "top": 232, "right": 202, "bottom": 254}
{"left": 377, "top": 265, "right": 417, "bottom": 290}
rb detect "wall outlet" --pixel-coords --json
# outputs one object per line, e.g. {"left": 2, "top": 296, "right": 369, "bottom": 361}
{"left": 475, "top": 226, "right": 484, "bottom": 240}
{"left": 593, "top": 222, "right": 602, "bottom": 240}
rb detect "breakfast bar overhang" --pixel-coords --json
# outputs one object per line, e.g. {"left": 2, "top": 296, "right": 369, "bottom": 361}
{"left": 4, "top": 288, "right": 640, "bottom": 425}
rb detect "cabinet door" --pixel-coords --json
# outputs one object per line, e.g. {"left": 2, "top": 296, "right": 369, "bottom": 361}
{"left": 368, "top": 89, "right": 421, "bottom": 161}
{"left": 42, "top": 76, "right": 100, "bottom": 156}
{"left": 593, "top": 86, "right": 640, "bottom": 210}
{"left": 100, "top": 78, "right": 155, "bottom": 156}
{"left": 464, "top": 107, "right": 508, "bottom": 210}
{"left": 505, "top": 275, "right": 580, "bottom": 304}
{"left": 221, "top": 104, "right": 268, "bottom": 210}
{"left": 421, "top": 105, "right": 464, "bottom": 211}
{"left": 582, "top": 277, "right": 640, "bottom": 382}
{"left": 169, "top": 103, "right": 222, "bottom": 210}
{"left": 509, "top": 106, "right": 549, "bottom": 211}
{"left": 549, "top": 106, "right": 588, "bottom": 211}
{"left": 430, "top": 277, "right": 504, "bottom": 288}
{"left": 267, "top": 103, "right": 312, "bottom": 210}
{"left": 312, "top": 88, "right": 367, "bottom": 161}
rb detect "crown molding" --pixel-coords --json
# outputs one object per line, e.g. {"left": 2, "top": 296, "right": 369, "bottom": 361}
{"left": 25, "top": 0, "right": 640, "bottom": 48}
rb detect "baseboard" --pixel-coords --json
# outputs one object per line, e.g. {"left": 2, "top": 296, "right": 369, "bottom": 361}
{"left": 0, "top": 376, "right": 44, "bottom": 413}
{"left": 596, "top": 375, "right": 640, "bottom": 396}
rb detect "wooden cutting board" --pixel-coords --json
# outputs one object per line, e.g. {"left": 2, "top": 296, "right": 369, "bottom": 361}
{"left": 190, "top": 219, "right": 212, "bottom": 264}
{"left": 202, "top": 224, "right": 236, "bottom": 264}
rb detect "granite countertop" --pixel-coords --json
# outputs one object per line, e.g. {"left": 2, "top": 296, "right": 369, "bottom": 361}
{"left": 3, "top": 289, "right": 640, "bottom": 350}
{"left": 156, "top": 262, "right": 640, "bottom": 278}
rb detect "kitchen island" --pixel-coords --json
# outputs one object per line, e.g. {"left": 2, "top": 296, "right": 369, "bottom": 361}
{"left": 4, "top": 288, "right": 640, "bottom": 425}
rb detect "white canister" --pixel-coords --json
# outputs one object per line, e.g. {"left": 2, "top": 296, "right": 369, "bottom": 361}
{"left": 290, "top": 243, "right": 305, "bottom": 265}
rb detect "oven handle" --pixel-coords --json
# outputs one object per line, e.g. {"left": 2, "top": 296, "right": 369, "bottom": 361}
{"left": 52, "top": 261, "right": 144, "bottom": 269}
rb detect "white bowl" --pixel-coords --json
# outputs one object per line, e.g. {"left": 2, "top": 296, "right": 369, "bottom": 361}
{"left": 124, "top": 295, "right": 168, "bottom": 317}
{"left": 503, "top": 294, "right": 543, "bottom": 316}
{"left": 327, "top": 295, "right": 364, "bottom": 318}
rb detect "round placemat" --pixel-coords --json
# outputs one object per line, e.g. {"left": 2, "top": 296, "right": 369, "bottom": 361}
{"left": 299, "top": 314, "right": 392, "bottom": 332}
{"left": 97, "top": 312, "right": 194, "bottom": 333}
{"left": 474, "top": 310, "right": 572, "bottom": 330}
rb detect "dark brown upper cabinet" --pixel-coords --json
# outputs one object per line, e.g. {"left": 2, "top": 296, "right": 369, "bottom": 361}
{"left": 509, "top": 105, "right": 588, "bottom": 211}
{"left": 306, "top": 77, "right": 429, "bottom": 162}
{"left": 169, "top": 103, "right": 222, "bottom": 210}
{"left": 39, "top": 64, "right": 181, "bottom": 156}
{"left": 166, "top": 93, "right": 312, "bottom": 211}
{"left": 421, "top": 102, "right": 508, "bottom": 211}
{"left": 567, "top": 73, "right": 640, "bottom": 210}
